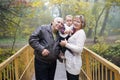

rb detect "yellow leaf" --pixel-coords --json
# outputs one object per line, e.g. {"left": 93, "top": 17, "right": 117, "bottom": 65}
{"left": 31, "top": 1, "right": 42, "bottom": 7}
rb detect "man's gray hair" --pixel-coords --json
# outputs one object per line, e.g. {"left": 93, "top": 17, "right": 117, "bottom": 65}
{"left": 54, "top": 17, "right": 63, "bottom": 21}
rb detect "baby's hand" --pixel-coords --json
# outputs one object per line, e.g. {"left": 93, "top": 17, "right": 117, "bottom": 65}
{"left": 69, "top": 30, "right": 73, "bottom": 33}
{"left": 60, "top": 39, "right": 67, "bottom": 47}
{"left": 64, "top": 30, "right": 69, "bottom": 34}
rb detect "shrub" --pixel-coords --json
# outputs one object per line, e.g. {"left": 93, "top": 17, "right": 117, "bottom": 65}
{"left": 89, "top": 42, "right": 120, "bottom": 67}
{"left": 89, "top": 42, "right": 109, "bottom": 56}
{"left": 0, "top": 48, "right": 14, "bottom": 63}
{"left": 105, "top": 44, "right": 120, "bottom": 57}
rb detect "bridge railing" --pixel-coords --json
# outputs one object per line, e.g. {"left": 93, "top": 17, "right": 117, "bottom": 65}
{"left": 81, "top": 47, "right": 120, "bottom": 80}
{"left": 0, "top": 44, "right": 34, "bottom": 80}
{"left": 0, "top": 45, "right": 120, "bottom": 80}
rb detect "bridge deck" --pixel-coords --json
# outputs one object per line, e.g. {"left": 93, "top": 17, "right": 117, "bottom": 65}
{"left": 32, "top": 60, "right": 67, "bottom": 80}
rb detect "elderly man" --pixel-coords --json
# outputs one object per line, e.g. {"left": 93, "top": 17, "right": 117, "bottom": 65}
{"left": 29, "top": 17, "right": 64, "bottom": 80}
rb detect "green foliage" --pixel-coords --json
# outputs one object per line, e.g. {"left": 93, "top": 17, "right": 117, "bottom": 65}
{"left": 89, "top": 39, "right": 120, "bottom": 66}
{"left": 90, "top": 42, "right": 109, "bottom": 56}
{"left": 0, "top": 48, "right": 3, "bottom": 54}
{"left": 0, "top": 48, "right": 14, "bottom": 63}
{"left": 89, "top": 37, "right": 120, "bottom": 57}
{"left": 0, "top": 37, "right": 28, "bottom": 63}
{"left": 105, "top": 44, "right": 120, "bottom": 57}
{"left": 50, "top": 0, "right": 63, "bottom": 5}
{"left": 104, "top": 43, "right": 120, "bottom": 67}
{"left": 89, "top": 37, "right": 109, "bottom": 55}
{"left": 0, "top": 0, "right": 28, "bottom": 38}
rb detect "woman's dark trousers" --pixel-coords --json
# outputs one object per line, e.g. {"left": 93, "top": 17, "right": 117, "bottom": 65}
{"left": 66, "top": 71, "right": 79, "bottom": 80}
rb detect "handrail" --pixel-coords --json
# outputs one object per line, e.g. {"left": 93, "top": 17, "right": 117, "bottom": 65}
{"left": 0, "top": 44, "right": 34, "bottom": 80}
{"left": 82, "top": 47, "right": 120, "bottom": 80}
{"left": 80, "top": 68, "right": 90, "bottom": 80}
{"left": 19, "top": 56, "right": 34, "bottom": 80}
{"left": 0, "top": 45, "right": 120, "bottom": 80}
{"left": 0, "top": 45, "right": 28, "bottom": 71}
{"left": 84, "top": 47, "right": 120, "bottom": 73}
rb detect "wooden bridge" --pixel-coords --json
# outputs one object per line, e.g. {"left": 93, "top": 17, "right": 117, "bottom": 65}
{"left": 0, "top": 44, "right": 120, "bottom": 80}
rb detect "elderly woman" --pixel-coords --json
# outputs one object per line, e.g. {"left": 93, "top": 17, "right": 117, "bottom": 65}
{"left": 60, "top": 15, "right": 86, "bottom": 80}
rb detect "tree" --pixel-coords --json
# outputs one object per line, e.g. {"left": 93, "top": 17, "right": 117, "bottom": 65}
{"left": 99, "top": 7, "right": 110, "bottom": 36}
{"left": 0, "top": 0, "right": 29, "bottom": 53}
{"left": 99, "top": 0, "right": 120, "bottom": 36}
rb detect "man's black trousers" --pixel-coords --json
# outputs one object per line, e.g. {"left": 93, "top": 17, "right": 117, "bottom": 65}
{"left": 35, "top": 58, "right": 57, "bottom": 80}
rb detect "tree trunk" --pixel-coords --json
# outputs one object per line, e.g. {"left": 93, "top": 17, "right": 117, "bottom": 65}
{"left": 58, "top": 4, "right": 62, "bottom": 17}
{"left": 11, "top": 21, "right": 20, "bottom": 54}
{"left": 87, "top": 28, "right": 93, "bottom": 38}
{"left": 94, "top": 0, "right": 98, "bottom": 2}
{"left": 99, "top": 7, "right": 110, "bottom": 36}
{"left": 94, "top": 7, "right": 106, "bottom": 43}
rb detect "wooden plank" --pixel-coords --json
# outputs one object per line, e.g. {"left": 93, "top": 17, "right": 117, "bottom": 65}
{"left": 14, "top": 59, "right": 19, "bottom": 80}
{"left": 0, "top": 71, "right": 2, "bottom": 80}
{"left": 110, "top": 71, "right": 112, "bottom": 80}
{"left": 85, "top": 50, "right": 92, "bottom": 80}
{"left": 98, "top": 62, "right": 100, "bottom": 80}
{"left": 115, "top": 72, "right": 120, "bottom": 80}
{"left": 105, "top": 67, "right": 108, "bottom": 80}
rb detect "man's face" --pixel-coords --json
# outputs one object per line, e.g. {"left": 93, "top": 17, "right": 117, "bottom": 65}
{"left": 52, "top": 17, "right": 64, "bottom": 31}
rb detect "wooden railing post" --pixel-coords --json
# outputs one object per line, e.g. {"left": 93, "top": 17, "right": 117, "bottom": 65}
{"left": 23, "top": 48, "right": 29, "bottom": 80}
{"left": 0, "top": 72, "right": 2, "bottom": 80}
{"left": 115, "top": 72, "right": 120, "bottom": 80}
{"left": 84, "top": 50, "right": 92, "bottom": 80}
{"left": 14, "top": 58, "right": 19, "bottom": 80}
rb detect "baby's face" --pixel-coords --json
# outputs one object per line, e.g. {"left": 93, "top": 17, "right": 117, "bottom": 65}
{"left": 65, "top": 17, "right": 73, "bottom": 27}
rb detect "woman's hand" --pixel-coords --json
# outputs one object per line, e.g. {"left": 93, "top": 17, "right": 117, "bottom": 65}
{"left": 60, "top": 39, "right": 67, "bottom": 47}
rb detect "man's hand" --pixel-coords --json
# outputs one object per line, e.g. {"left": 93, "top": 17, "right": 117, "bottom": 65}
{"left": 42, "top": 49, "right": 50, "bottom": 56}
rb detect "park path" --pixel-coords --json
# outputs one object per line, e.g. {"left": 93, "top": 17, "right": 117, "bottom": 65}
{"left": 54, "top": 60, "right": 67, "bottom": 80}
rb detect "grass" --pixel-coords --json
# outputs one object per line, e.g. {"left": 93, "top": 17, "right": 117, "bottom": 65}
{"left": 0, "top": 37, "right": 28, "bottom": 44}
{"left": 0, "top": 37, "right": 28, "bottom": 48}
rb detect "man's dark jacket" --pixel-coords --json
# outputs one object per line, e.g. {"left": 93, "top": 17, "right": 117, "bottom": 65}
{"left": 29, "top": 24, "right": 61, "bottom": 63}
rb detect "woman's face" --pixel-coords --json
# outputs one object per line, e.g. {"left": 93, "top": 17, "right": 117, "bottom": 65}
{"left": 73, "top": 17, "right": 82, "bottom": 30}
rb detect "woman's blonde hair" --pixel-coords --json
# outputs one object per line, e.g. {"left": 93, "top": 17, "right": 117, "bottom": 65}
{"left": 75, "top": 15, "right": 86, "bottom": 29}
